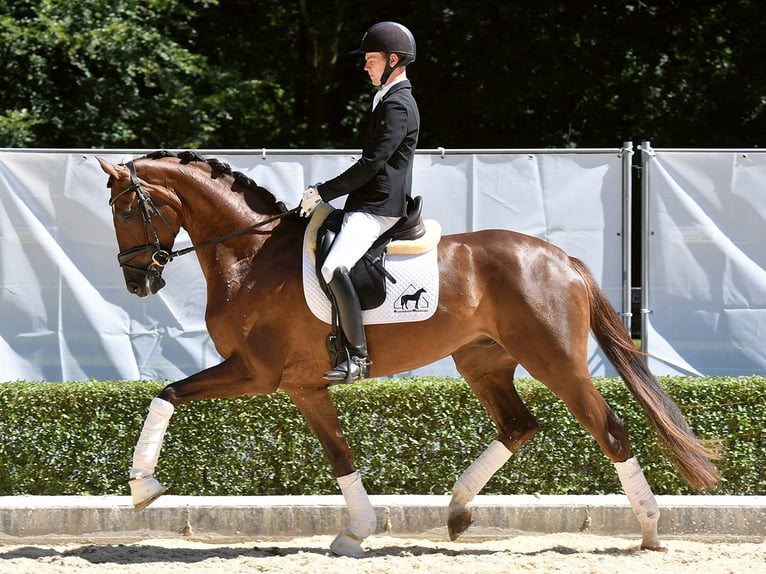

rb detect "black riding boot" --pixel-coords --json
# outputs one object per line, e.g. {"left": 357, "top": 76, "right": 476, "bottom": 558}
{"left": 324, "top": 266, "right": 370, "bottom": 382}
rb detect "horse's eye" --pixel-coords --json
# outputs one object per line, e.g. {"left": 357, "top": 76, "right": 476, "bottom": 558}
{"left": 117, "top": 208, "right": 136, "bottom": 223}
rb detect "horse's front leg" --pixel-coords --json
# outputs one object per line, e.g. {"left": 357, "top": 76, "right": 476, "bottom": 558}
{"left": 287, "top": 386, "right": 377, "bottom": 558}
{"left": 129, "top": 356, "right": 274, "bottom": 511}
{"left": 129, "top": 395, "right": 174, "bottom": 510}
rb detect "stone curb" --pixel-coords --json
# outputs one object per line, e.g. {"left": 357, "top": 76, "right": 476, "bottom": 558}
{"left": 0, "top": 495, "right": 763, "bottom": 542}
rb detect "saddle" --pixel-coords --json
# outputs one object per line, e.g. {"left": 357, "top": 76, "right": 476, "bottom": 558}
{"left": 306, "top": 197, "right": 435, "bottom": 377}
{"left": 314, "top": 195, "right": 426, "bottom": 309}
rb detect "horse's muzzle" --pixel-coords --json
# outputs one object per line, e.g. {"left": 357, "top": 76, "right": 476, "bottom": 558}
{"left": 125, "top": 269, "right": 166, "bottom": 297}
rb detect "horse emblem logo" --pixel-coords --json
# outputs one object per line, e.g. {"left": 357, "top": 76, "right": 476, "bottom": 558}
{"left": 394, "top": 285, "right": 430, "bottom": 313}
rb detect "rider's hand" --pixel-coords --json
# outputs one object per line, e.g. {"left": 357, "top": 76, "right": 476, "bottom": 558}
{"left": 299, "top": 186, "right": 322, "bottom": 217}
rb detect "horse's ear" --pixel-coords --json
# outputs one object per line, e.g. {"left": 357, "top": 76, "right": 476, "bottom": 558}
{"left": 96, "top": 156, "right": 119, "bottom": 178}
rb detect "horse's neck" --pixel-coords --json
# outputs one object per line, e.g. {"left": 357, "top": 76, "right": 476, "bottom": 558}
{"left": 177, "top": 180, "right": 269, "bottom": 274}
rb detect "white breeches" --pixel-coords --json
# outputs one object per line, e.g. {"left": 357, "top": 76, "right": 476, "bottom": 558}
{"left": 320, "top": 211, "right": 399, "bottom": 284}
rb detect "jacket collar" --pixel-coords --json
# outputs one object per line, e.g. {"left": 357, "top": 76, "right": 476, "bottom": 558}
{"left": 381, "top": 78, "right": 411, "bottom": 100}
{"left": 373, "top": 78, "right": 411, "bottom": 110}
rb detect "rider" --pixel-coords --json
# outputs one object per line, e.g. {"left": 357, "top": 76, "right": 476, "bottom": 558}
{"left": 299, "top": 21, "right": 420, "bottom": 382}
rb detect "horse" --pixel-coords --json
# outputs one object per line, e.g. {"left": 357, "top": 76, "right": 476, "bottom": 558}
{"left": 400, "top": 287, "right": 427, "bottom": 310}
{"left": 97, "top": 151, "right": 720, "bottom": 558}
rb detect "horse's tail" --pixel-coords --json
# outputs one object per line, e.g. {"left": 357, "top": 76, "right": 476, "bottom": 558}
{"left": 570, "top": 257, "right": 721, "bottom": 490}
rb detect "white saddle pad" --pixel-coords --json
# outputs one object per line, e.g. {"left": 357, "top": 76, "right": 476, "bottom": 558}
{"left": 302, "top": 227, "right": 439, "bottom": 325}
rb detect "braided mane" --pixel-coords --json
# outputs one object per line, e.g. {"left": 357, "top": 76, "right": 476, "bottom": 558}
{"left": 142, "top": 150, "right": 288, "bottom": 213}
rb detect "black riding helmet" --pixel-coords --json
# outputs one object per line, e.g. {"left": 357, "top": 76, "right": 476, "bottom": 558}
{"left": 352, "top": 21, "right": 416, "bottom": 85}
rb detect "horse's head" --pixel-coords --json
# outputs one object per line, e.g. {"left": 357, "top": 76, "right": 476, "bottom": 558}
{"left": 98, "top": 157, "right": 182, "bottom": 297}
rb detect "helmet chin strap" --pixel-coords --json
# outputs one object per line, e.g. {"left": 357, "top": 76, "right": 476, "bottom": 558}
{"left": 379, "top": 54, "right": 398, "bottom": 86}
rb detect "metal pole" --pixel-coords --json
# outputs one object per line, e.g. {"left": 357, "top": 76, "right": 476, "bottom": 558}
{"left": 639, "top": 141, "right": 654, "bottom": 353}
{"left": 621, "top": 141, "right": 634, "bottom": 332}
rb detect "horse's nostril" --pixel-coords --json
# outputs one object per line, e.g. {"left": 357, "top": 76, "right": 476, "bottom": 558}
{"left": 127, "top": 282, "right": 140, "bottom": 294}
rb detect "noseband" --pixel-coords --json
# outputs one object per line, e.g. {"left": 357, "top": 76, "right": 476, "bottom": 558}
{"left": 108, "top": 160, "right": 300, "bottom": 278}
{"left": 109, "top": 161, "right": 175, "bottom": 279}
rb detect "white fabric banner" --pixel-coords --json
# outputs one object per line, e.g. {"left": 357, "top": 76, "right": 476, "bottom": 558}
{"left": 0, "top": 149, "right": 625, "bottom": 382}
{"left": 645, "top": 150, "right": 766, "bottom": 375}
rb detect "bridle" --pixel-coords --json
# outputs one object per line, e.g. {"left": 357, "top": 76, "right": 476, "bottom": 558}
{"left": 109, "top": 160, "right": 298, "bottom": 279}
{"left": 109, "top": 161, "right": 175, "bottom": 280}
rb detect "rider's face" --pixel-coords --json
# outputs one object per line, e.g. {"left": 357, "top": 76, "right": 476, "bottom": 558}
{"left": 364, "top": 52, "right": 398, "bottom": 87}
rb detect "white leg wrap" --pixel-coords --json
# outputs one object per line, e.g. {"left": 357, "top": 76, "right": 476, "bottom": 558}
{"left": 129, "top": 398, "right": 174, "bottom": 479}
{"left": 452, "top": 440, "right": 512, "bottom": 506}
{"left": 336, "top": 470, "right": 377, "bottom": 539}
{"left": 614, "top": 456, "right": 665, "bottom": 549}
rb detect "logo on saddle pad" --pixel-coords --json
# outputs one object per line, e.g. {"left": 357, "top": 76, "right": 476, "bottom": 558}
{"left": 394, "top": 285, "right": 430, "bottom": 313}
{"left": 302, "top": 205, "right": 440, "bottom": 325}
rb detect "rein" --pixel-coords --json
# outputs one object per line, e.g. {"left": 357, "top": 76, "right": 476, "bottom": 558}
{"left": 110, "top": 160, "right": 298, "bottom": 275}
{"left": 170, "top": 207, "right": 299, "bottom": 260}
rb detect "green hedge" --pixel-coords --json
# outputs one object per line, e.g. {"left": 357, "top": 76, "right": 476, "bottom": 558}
{"left": 0, "top": 376, "right": 763, "bottom": 496}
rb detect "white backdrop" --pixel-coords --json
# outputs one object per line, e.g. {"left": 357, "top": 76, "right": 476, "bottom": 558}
{"left": 0, "top": 149, "right": 626, "bottom": 382}
{"left": 643, "top": 149, "right": 766, "bottom": 375}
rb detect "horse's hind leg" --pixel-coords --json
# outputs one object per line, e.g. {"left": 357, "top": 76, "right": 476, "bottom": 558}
{"left": 447, "top": 340, "right": 539, "bottom": 540}
{"left": 541, "top": 367, "right": 666, "bottom": 551}
{"left": 614, "top": 454, "right": 667, "bottom": 551}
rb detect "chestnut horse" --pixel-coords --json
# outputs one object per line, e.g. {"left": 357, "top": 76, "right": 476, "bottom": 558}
{"left": 98, "top": 151, "right": 719, "bottom": 557}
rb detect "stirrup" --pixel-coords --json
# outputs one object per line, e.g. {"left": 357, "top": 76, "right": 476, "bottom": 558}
{"left": 324, "top": 350, "right": 370, "bottom": 384}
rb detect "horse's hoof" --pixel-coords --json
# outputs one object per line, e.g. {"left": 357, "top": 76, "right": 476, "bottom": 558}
{"left": 447, "top": 509, "right": 473, "bottom": 541}
{"left": 129, "top": 477, "right": 167, "bottom": 511}
{"left": 640, "top": 541, "right": 669, "bottom": 552}
{"left": 330, "top": 530, "right": 366, "bottom": 558}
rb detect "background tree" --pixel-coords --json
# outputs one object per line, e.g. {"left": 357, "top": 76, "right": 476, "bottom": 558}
{"left": 0, "top": 0, "right": 215, "bottom": 147}
{"left": 1, "top": 0, "right": 765, "bottom": 149}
